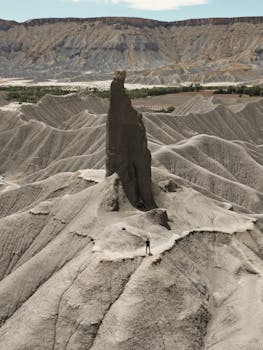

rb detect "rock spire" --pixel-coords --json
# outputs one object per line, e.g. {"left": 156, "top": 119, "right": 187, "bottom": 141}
{"left": 106, "top": 70, "right": 157, "bottom": 210}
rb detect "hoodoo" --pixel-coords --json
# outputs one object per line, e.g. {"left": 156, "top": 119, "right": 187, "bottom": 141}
{"left": 106, "top": 70, "right": 157, "bottom": 210}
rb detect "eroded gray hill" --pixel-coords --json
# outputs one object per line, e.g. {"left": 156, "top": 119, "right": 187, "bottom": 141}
{"left": 1, "top": 93, "right": 262, "bottom": 213}
{"left": 0, "top": 91, "right": 263, "bottom": 349}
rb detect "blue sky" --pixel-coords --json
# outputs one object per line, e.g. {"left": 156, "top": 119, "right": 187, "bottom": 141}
{"left": 1, "top": 0, "right": 263, "bottom": 22}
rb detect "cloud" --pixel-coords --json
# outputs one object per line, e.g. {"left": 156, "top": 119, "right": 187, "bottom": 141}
{"left": 69, "top": 0, "right": 209, "bottom": 11}
{"left": 111, "top": 0, "right": 209, "bottom": 10}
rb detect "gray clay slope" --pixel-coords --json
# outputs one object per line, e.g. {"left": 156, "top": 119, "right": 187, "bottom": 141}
{"left": 0, "top": 84, "right": 263, "bottom": 349}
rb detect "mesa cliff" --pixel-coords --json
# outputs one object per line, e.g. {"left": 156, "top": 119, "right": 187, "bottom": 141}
{"left": 0, "top": 16, "right": 263, "bottom": 83}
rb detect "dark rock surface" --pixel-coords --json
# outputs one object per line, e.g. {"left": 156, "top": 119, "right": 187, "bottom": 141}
{"left": 145, "top": 209, "right": 171, "bottom": 230}
{"left": 106, "top": 70, "right": 157, "bottom": 210}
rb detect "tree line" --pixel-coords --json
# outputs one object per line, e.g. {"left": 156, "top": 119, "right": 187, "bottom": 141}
{"left": 0, "top": 84, "right": 262, "bottom": 104}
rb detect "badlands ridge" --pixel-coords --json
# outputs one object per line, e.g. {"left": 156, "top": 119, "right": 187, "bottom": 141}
{"left": 0, "top": 91, "right": 263, "bottom": 349}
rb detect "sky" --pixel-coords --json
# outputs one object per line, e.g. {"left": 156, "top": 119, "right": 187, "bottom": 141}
{"left": 1, "top": 0, "right": 263, "bottom": 23}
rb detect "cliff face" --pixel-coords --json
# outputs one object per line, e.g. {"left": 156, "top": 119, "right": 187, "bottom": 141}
{"left": 0, "top": 19, "right": 17, "bottom": 31}
{"left": 3, "top": 16, "right": 263, "bottom": 28}
{"left": 0, "top": 16, "right": 263, "bottom": 83}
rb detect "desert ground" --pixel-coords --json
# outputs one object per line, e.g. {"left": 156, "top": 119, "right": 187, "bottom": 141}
{"left": 0, "top": 88, "right": 263, "bottom": 349}
{"left": 133, "top": 91, "right": 261, "bottom": 110}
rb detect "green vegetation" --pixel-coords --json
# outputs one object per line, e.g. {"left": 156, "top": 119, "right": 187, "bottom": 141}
{"left": 93, "top": 84, "right": 202, "bottom": 99}
{"left": 1, "top": 84, "right": 262, "bottom": 104}
{"left": 0, "top": 84, "right": 203, "bottom": 103}
{"left": 0, "top": 86, "right": 78, "bottom": 103}
{"left": 213, "top": 85, "right": 263, "bottom": 96}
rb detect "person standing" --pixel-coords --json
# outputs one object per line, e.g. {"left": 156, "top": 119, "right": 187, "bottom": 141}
{"left": 146, "top": 238, "right": 151, "bottom": 255}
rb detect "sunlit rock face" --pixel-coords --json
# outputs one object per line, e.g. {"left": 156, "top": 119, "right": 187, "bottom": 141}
{"left": 106, "top": 70, "right": 157, "bottom": 210}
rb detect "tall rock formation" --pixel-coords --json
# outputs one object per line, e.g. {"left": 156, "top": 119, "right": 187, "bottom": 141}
{"left": 106, "top": 70, "right": 157, "bottom": 210}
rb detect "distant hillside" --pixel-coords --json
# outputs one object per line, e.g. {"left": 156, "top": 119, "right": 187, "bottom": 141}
{"left": 0, "top": 16, "right": 263, "bottom": 84}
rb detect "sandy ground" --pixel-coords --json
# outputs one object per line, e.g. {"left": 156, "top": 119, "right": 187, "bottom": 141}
{"left": 0, "top": 77, "right": 252, "bottom": 89}
{"left": 133, "top": 92, "right": 261, "bottom": 110}
{"left": 0, "top": 78, "right": 166, "bottom": 90}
